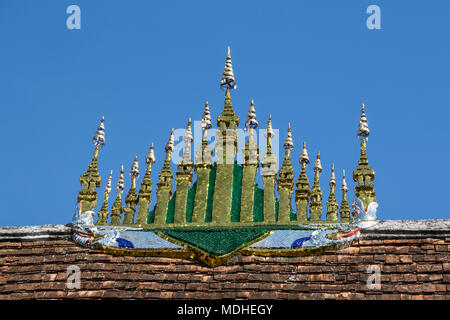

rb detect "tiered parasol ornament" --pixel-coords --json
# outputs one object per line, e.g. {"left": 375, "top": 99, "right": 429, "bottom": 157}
{"left": 146, "top": 143, "right": 156, "bottom": 165}
{"left": 92, "top": 116, "right": 106, "bottom": 147}
{"left": 358, "top": 104, "right": 370, "bottom": 139}
{"left": 130, "top": 156, "right": 140, "bottom": 179}
{"left": 116, "top": 165, "right": 125, "bottom": 194}
{"left": 283, "top": 123, "right": 294, "bottom": 150}
{"left": 220, "top": 47, "right": 237, "bottom": 90}
{"left": 245, "top": 100, "right": 258, "bottom": 130}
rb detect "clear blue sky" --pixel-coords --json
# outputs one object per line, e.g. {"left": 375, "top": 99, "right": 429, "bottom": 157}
{"left": 0, "top": 0, "right": 449, "bottom": 226}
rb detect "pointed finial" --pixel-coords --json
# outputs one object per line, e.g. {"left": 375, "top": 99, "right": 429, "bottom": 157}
{"left": 342, "top": 169, "right": 348, "bottom": 192}
{"left": 300, "top": 141, "right": 310, "bottom": 164}
{"left": 201, "top": 101, "right": 212, "bottom": 131}
{"left": 105, "top": 170, "right": 113, "bottom": 194}
{"left": 116, "top": 164, "right": 125, "bottom": 193}
{"left": 130, "top": 155, "right": 139, "bottom": 178}
{"left": 329, "top": 164, "right": 336, "bottom": 186}
{"left": 92, "top": 116, "right": 106, "bottom": 146}
{"left": 265, "top": 115, "right": 274, "bottom": 138}
{"left": 358, "top": 103, "right": 370, "bottom": 139}
{"left": 165, "top": 129, "right": 175, "bottom": 152}
{"left": 184, "top": 118, "right": 194, "bottom": 143}
{"left": 220, "top": 46, "right": 237, "bottom": 90}
{"left": 245, "top": 100, "right": 258, "bottom": 130}
{"left": 146, "top": 143, "right": 156, "bottom": 165}
{"left": 313, "top": 151, "right": 322, "bottom": 172}
{"left": 283, "top": 123, "right": 294, "bottom": 150}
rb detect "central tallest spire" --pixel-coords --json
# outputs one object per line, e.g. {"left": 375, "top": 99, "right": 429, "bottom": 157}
{"left": 212, "top": 47, "right": 240, "bottom": 224}
{"left": 217, "top": 47, "right": 239, "bottom": 130}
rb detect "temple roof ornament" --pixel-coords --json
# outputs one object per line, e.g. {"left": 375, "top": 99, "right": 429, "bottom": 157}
{"left": 283, "top": 123, "right": 294, "bottom": 150}
{"left": 201, "top": 101, "right": 212, "bottom": 131}
{"left": 358, "top": 104, "right": 370, "bottom": 139}
{"left": 105, "top": 170, "right": 113, "bottom": 194}
{"left": 245, "top": 100, "right": 258, "bottom": 130}
{"left": 353, "top": 104, "right": 376, "bottom": 210}
{"left": 313, "top": 151, "right": 322, "bottom": 172}
{"left": 180, "top": 119, "right": 194, "bottom": 168}
{"left": 146, "top": 143, "right": 156, "bottom": 165}
{"left": 265, "top": 115, "right": 274, "bottom": 139}
{"left": 92, "top": 116, "right": 106, "bottom": 147}
{"left": 73, "top": 48, "right": 378, "bottom": 266}
{"left": 130, "top": 156, "right": 139, "bottom": 179}
{"left": 261, "top": 115, "right": 277, "bottom": 176}
{"left": 184, "top": 118, "right": 193, "bottom": 143}
{"left": 220, "top": 46, "right": 236, "bottom": 90}
{"left": 300, "top": 141, "right": 310, "bottom": 164}
{"left": 342, "top": 169, "right": 348, "bottom": 192}
{"left": 116, "top": 165, "right": 125, "bottom": 194}
{"left": 165, "top": 129, "right": 175, "bottom": 152}
{"left": 96, "top": 169, "right": 113, "bottom": 225}
{"left": 279, "top": 124, "right": 294, "bottom": 184}
{"left": 329, "top": 163, "right": 336, "bottom": 186}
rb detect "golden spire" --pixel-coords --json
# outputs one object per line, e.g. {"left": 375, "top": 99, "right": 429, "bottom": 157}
{"left": 353, "top": 104, "right": 376, "bottom": 210}
{"left": 159, "top": 129, "right": 175, "bottom": 182}
{"left": 116, "top": 164, "right": 125, "bottom": 194}
{"left": 265, "top": 115, "right": 274, "bottom": 154}
{"left": 339, "top": 169, "right": 351, "bottom": 221}
{"left": 220, "top": 46, "right": 236, "bottom": 90}
{"left": 110, "top": 164, "right": 125, "bottom": 225}
{"left": 261, "top": 115, "right": 277, "bottom": 176}
{"left": 243, "top": 100, "right": 259, "bottom": 164}
{"left": 295, "top": 141, "right": 311, "bottom": 222}
{"left": 326, "top": 164, "right": 338, "bottom": 221}
{"left": 217, "top": 87, "right": 239, "bottom": 129}
{"left": 280, "top": 123, "right": 294, "bottom": 170}
{"left": 277, "top": 123, "right": 295, "bottom": 223}
{"left": 77, "top": 116, "right": 104, "bottom": 212}
{"left": 179, "top": 118, "right": 194, "bottom": 169}
{"left": 278, "top": 124, "right": 294, "bottom": 188}
{"left": 196, "top": 104, "right": 213, "bottom": 165}
{"left": 136, "top": 143, "right": 156, "bottom": 225}
{"left": 96, "top": 169, "right": 113, "bottom": 225}
{"left": 123, "top": 157, "right": 140, "bottom": 225}
{"left": 154, "top": 130, "right": 175, "bottom": 225}
{"left": 310, "top": 151, "right": 323, "bottom": 221}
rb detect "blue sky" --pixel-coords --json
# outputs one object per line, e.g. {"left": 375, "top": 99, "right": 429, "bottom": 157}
{"left": 0, "top": 0, "right": 449, "bottom": 226}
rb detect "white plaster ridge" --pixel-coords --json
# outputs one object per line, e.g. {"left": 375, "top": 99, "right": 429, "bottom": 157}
{"left": 0, "top": 220, "right": 449, "bottom": 241}
{"left": 0, "top": 224, "right": 72, "bottom": 241}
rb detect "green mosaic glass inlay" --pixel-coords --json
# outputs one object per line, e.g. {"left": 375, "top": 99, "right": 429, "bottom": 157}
{"left": 161, "top": 228, "right": 269, "bottom": 256}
